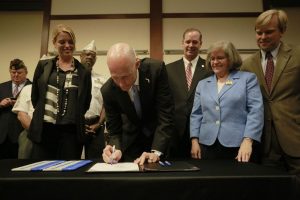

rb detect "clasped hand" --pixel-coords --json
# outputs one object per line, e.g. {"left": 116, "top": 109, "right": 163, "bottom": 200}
{"left": 0, "top": 98, "right": 16, "bottom": 108}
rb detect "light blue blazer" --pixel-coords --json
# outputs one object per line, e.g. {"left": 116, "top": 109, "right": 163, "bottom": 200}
{"left": 190, "top": 70, "right": 263, "bottom": 147}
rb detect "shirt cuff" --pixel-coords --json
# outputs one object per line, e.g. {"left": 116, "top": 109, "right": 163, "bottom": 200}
{"left": 151, "top": 150, "right": 162, "bottom": 157}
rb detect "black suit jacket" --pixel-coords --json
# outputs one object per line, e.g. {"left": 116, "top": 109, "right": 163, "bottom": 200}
{"left": 166, "top": 57, "right": 211, "bottom": 157}
{"left": 29, "top": 57, "right": 91, "bottom": 143}
{"left": 0, "top": 79, "right": 32, "bottom": 143}
{"left": 101, "top": 58, "right": 174, "bottom": 160}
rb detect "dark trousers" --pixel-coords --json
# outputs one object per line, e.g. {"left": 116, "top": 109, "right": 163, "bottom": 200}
{"left": 31, "top": 123, "right": 82, "bottom": 159}
{"left": 0, "top": 138, "right": 18, "bottom": 159}
{"left": 262, "top": 123, "right": 300, "bottom": 175}
{"left": 167, "top": 130, "right": 191, "bottom": 159}
{"left": 201, "top": 139, "right": 261, "bottom": 163}
{"left": 201, "top": 140, "right": 239, "bottom": 160}
{"left": 84, "top": 126, "right": 105, "bottom": 159}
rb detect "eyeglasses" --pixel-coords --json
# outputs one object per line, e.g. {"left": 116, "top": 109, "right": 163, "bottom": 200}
{"left": 210, "top": 56, "right": 227, "bottom": 63}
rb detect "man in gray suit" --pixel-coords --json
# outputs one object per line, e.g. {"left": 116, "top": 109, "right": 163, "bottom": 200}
{"left": 241, "top": 9, "right": 300, "bottom": 175}
{"left": 166, "top": 28, "right": 211, "bottom": 158}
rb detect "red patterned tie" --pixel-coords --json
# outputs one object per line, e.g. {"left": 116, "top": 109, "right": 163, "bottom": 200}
{"left": 185, "top": 62, "right": 192, "bottom": 90}
{"left": 265, "top": 52, "right": 274, "bottom": 92}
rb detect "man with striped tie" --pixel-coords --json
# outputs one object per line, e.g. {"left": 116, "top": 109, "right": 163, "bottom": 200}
{"left": 0, "top": 59, "right": 31, "bottom": 158}
{"left": 166, "top": 28, "right": 211, "bottom": 158}
{"left": 241, "top": 9, "right": 300, "bottom": 176}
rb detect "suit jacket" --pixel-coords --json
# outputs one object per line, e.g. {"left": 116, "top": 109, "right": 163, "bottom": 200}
{"left": 0, "top": 79, "right": 32, "bottom": 143}
{"left": 190, "top": 71, "right": 264, "bottom": 147}
{"left": 28, "top": 57, "right": 91, "bottom": 143}
{"left": 166, "top": 57, "right": 211, "bottom": 136}
{"left": 101, "top": 58, "right": 174, "bottom": 159}
{"left": 241, "top": 43, "right": 300, "bottom": 157}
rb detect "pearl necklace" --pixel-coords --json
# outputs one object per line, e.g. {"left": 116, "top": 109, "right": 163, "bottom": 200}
{"left": 56, "top": 58, "right": 74, "bottom": 117}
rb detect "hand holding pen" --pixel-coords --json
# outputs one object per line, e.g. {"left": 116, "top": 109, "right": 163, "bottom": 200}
{"left": 102, "top": 144, "right": 122, "bottom": 164}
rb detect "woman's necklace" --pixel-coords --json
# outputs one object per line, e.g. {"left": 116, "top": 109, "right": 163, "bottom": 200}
{"left": 56, "top": 58, "right": 74, "bottom": 117}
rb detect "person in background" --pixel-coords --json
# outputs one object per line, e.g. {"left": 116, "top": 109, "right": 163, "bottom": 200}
{"left": 29, "top": 24, "right": 92, "bottom": 159}
{"left": 241, "top": 9, "right": 300, "bottom": 175}
{"left": 80, "top": 40, "right": 107, "bottom": 159}
{"left": 12, "top": 55, "right": 51, "bottom": 159}
{"left": 166, "top": 28, "right": 211, "bottom": 158}
{"left": 0, "top": 59, "right": 31, "bottom": 159}
{"left": 101, "top": 43, "right": 174, "bottom": 165}
{"left": 190, "top": 40, "right": 264, "bottom": 162}
{"left": 12, "top": 84, "right": 33, "bottom": 159}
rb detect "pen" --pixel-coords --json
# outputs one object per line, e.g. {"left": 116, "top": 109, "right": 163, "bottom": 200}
{"left": 159, "top": 161, "right": 165, "bottom": 166}
{"left": 165, "top": 161, "right": 171, "bottom": 166}
{"left": 110, "top": 145, "right": 115, "bottom": 165}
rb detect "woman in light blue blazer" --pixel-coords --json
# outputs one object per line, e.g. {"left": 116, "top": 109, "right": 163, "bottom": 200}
{"left": 190, "top": 41, "right": 263, "bottom": 162}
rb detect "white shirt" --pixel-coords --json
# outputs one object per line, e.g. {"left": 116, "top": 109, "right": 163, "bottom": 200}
{"left": 85, "top": 71, "right": 107, "bottom": 118}
{"left": 12, "top": 81, "right": 26, "bottom": 96}
{"left": 183, "top": 56, "right": 201, "bottom": 77}
{"left": 12, "top": 84, "right": 34, "bottom": 118}
{"left": 260, "top": 43, "right": 280, "bottom": 75}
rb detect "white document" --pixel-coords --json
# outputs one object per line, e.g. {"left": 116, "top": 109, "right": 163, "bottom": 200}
{"left": 87, "top": 162, "right": 140, "bottom": 172}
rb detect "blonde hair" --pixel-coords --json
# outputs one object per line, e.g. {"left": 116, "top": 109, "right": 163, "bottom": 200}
{"left": 52, "top": 24, "right": 76, "bottom": 49}
{"left": 255, "top": 9, "right": 288, "bottom": 33}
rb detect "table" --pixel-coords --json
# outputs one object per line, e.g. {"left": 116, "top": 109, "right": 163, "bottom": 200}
{"left": 0, "top": 159, "right": 299, "bottom": 200}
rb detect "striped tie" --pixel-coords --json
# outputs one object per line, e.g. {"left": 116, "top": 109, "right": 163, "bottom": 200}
{"left": 13, "top": 84, "right": 19, "bottom": 98}
{"left": 185, "top": 62, "right": 192, "bottom": 90}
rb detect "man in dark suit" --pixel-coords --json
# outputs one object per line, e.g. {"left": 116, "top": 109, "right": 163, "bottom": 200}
{"left": 166, "top": 28, "right": 211, "bottom": 158}
{"left": 0, "top": 59, "right": 31, "bottom": 159}
{"left": 241, "top": 9, "right": 300, "bottom": 175}
{"left": 101, "top": 43, "right": 174, "bottom": 165}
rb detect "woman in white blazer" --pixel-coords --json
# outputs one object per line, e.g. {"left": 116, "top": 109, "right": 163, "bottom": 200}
{"left": 190, "top": 41, "right": 263, "bottom": 162}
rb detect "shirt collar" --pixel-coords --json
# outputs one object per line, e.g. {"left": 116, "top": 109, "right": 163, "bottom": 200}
{"left": 183, "top": 56, "right": 199, "bottom": 67}
{"left": 261, "top": 42, "right": 281, "bottom": 60}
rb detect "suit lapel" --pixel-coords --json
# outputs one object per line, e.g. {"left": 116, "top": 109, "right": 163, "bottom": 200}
{"left": 139, "top": 66, "right": 151, "bottom": 110}
{"left": 251, "top": 52, "right": 269, "bottom": 95}
{"left": 271, "top": 44, "right": 291, "bottom": 94}
{"left": 173, "top": 59, "right": 190, "bottom": 94}
{"left": 42, "top": 59, "right": 55, "bottom": 89}
{"left": 188, "top": 58, "right": 206, "bottom": 97}
{"left": 218, "top": 71, "right": 238, "bottom": 100}
{"left": 206, "top": 76, "right": 219, "bottom": 104}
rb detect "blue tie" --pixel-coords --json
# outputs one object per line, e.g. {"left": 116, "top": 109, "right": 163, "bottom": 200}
{"left": 132, "top": 85, "right": 142, "bottom": 118}
{"left": 132, "top": 85, "right": 151, "bottom": 137}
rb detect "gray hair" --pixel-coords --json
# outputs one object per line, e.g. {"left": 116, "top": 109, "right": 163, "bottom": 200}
{"left": 206, "top": 40, "right": 242, "bottom": 71}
